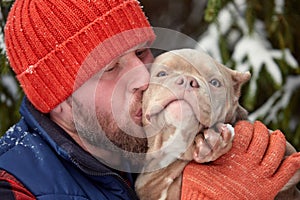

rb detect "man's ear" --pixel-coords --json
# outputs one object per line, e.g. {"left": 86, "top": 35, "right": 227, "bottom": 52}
{"left": 50, "top": 97, "right": 75, "bottom": 131}
{"left": 51, "top": 98, "right": 72, "bottom": 115}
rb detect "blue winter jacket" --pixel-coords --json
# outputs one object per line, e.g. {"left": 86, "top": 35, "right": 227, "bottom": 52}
{"left": 0, "top": 97, "right": 139, "bottom": 200}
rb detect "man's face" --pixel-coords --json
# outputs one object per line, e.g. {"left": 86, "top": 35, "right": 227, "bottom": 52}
{"left": 71, "top": 44, "right": 154, "bottom": 162}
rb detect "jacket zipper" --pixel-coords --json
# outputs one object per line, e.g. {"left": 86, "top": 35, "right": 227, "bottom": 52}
{"left": 70, "top": 157, "right": 139, "bottom": 200}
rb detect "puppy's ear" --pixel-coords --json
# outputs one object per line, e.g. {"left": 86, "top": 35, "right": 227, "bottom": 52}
{"left": 218, "top": 63, "right": 251, "bottom": 124}
{"left": 230, "top": 70, "right": 251, "bottom": 124}
{"left": 231, "top": 70, "right": 251, "bottom": 96}
{"left": 215, "top": 61, "right": 251, "bottom": 96}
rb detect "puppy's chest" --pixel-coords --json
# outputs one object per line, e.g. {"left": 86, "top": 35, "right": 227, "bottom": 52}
{"left": 147, "top": 125, "right": 195, "bottom": 168}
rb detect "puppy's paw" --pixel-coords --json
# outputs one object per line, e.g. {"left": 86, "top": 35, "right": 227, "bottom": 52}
{"left": 193, "top": 123, "right": 234, "bottom": 163}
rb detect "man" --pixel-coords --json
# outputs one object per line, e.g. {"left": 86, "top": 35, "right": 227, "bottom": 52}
{"left": 1, "top": 0, "right": 155, "bottom": 199}
{"left": 0, "top": 0, "right": 299, "bottom": 199}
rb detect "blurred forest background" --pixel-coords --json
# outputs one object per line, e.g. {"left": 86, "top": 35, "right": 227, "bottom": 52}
{"left": 0, "top": 0, "right": 300, "bottom": 151}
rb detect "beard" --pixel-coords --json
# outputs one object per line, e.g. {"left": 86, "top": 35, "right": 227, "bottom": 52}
{"left": 69, "top": 96, "right": 148, "bottom": 168}
{"left": 95, "top": 112, "right": 148, "bottom": 154}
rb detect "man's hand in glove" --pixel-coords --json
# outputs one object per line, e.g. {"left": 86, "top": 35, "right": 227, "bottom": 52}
{"left": 181, "top": 120, "right": 300, "bottom": 200}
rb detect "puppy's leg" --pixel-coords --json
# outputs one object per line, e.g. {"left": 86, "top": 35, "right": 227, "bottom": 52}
{"left": 193, "top": 123, "right": 234, "bottom": 163}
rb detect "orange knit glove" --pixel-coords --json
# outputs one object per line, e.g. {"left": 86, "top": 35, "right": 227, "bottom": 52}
{"left": 181, "top": 121, "right": 300, "bottom": 200}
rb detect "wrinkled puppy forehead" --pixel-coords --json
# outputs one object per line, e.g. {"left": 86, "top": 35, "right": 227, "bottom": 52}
{"left": 151, "top": 49, "right": 220, "bottom": 76}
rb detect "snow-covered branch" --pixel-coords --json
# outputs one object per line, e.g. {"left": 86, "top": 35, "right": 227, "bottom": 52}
{"left": 249, "top": 76, "right": 300, "bottom": 123}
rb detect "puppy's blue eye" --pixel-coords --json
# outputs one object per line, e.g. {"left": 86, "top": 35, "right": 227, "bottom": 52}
{"left": 209, "top": 79, "right": 221, "bottom": 87}
{"left": 157, "top": 71, "right": 167, "bottom": 77}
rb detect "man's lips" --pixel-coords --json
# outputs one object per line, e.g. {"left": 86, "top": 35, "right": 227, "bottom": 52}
{"left": 132, "top": 108, "right": 143, "bottom": 125}
{"left": 136, "top": 108, "right": 143, "bottom": 119}
{"left": 131, "top": 92, "right": 143, "bottom": 124}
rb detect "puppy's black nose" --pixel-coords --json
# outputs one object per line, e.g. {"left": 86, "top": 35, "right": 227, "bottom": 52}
{"left": 176, "top": 76, "right": 199, "bottom": 89}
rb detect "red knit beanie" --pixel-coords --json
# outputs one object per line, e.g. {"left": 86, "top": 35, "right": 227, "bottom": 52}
{"left": 5, "top": 0, "right": 155, "bottom": 113}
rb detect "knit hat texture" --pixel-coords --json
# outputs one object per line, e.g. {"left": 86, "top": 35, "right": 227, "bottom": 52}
{"left": 5, "top": 0, "right": 155, "bottom": 113}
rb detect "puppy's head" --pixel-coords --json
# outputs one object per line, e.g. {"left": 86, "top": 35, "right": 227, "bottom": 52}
{"left": 143, "top": 48, "right": 250, "bottom": 153}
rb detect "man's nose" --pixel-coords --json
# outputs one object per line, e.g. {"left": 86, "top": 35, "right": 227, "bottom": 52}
{"left": 123, "top": 55, "right": 150, "bottom": 92}
{"left": 130, "top": 64, "right": 150, "bottom": 92}
{"left": 138, "top": 82, "right": 149, "bottom": 91}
